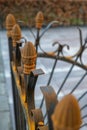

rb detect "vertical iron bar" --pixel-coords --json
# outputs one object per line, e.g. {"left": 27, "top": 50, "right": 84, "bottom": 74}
{"left": 80, "top": 105, "right": 87, "bottom": 111}
{"left": 79, "top": 27, "right": 83, "bottom": 46}
{"left": 11, "top": 70, "right": 19, "bottom": 130}
{"left": 70, "top": 72, "right": 87, "bottom": 93}
{"left": 80, "top": 124, "right": 87, "bottom": 128}
{"left": 47, "top": 57, "right": 58, "bottom": 86}
{"left": 40, "top": 51, "right": 59, "bottom": 109}
{"left": 16, "top": 43, "right": 21, "bottom": 66}
{"left": 40, "top": 97, "right": 44, "bottom": 109}
{"left": 57, "top": 57, "right": 78, "bottom": 96}
{"left": 8, "top": 37, "right": 13, "bottom": 61}
{"left": 8, "top": 35, "right": 17, "bottom": 130}
{"left": 27, "top": 69, "right": 44, "bottom": 109}
{"left": 82, "top": 115, "right": 87, "bottom": 119}
{"left": 35, "top": 29, "right": 40, "bottom": 53}
{"left": 78, "top": 91, "right": 87, "bottom": 101}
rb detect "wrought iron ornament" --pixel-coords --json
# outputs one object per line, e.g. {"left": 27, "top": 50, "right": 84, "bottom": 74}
{"left": 5, "top": 12, "right": 87, "bottom": 130}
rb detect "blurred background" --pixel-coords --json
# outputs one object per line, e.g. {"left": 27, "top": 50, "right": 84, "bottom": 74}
{"left": 0, "top": 0, "right": 87, "bottom": 27}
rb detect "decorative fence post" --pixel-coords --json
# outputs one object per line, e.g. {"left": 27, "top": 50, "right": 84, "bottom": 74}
{"left": 6, "top": 14, "right": 16, "bottom": 61}
{"left": 21, "top": 41, "right": 37, "bottom": 103}
{"left": 6, "top": 16, "right": 23, "bottom": 130}
{"left": 18, "top": 41, "right": 44, "bottom": 129}
{"left": 12, "top": 23, "right": 22, "bottom": 68}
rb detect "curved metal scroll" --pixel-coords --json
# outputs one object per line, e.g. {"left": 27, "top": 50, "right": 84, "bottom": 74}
{"left": 26, "top": 69, "right": 44, "bottom": 114}
{"left": 40, "top": 86, "right": 58, "bottom": 130}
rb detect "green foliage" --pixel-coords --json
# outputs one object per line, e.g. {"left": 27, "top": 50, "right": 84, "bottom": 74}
{"left": 70, "top": 18, "right": 84, "bottom": 25}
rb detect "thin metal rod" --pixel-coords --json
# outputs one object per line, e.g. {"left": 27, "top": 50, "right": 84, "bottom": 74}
{"left": 40, "top": 52, "right": 59, "bottom": 109}
{"left": 82, "top": 115, "right": 87, "bottom": 119}
{"left": 78, "top": 91, "right": 87, "bottom": 101}
{"left": 47, "top": 58, "right": 58, "bottom": 86}
{"left": 18, "top": 20, "right": 36, "bottom": 39}
{"left": 57, "top": 57, "right": 78, "bottom": 95}
{"left": 44, "top": 112, "right": 47, "bottom": 121}
{"left": 8, "top": 37, "right": 13, "bottom": 61}
{"left": 78, "top": 27, "right": 83, "bottom": 46}
{"left": 35, "top": 29, "right": 40, "bottom": 53}
{"left": 80, "top": 123, "right": 87, "bottom": 128}
{"left": 40, "top": 97, "right": 44, "bottom": 109}
{"left": 40, "top": 58, "right": 58, "bottom": 108}
{"left": 56, "top": 28, "right": 84, "bottom": 95}
{"left": 81, "top": 105, "right": 87, "bottom": 111}
{"left": 70, "top": 72, "right": 87, "bottom": 93}
{"left": 40, "top": 21, "right": 59, "bottom": 38}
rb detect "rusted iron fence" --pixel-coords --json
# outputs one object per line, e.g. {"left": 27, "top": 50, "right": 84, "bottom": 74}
{"left": 6, "top": 12, "right": 87, "bottom": 130}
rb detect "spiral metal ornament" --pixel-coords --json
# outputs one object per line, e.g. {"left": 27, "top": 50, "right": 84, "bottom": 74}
{"left": 6, "top": 14, "right": 16, "bottom": 37}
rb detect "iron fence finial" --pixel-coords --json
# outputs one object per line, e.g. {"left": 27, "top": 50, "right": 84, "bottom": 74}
{"left": 12, "top": 24, "right": 21, "bottom": 48}
{"left": 35, "top": 11, "right": 44, "bottom": 29}
{"left": 21, "top": 42, "right": 37, "bottom": 74}
{"left": 6, "top": 13, "right": 16, "bottom": 37}
{"left": 51, "top": 94, "right": 82, "bottom": 130}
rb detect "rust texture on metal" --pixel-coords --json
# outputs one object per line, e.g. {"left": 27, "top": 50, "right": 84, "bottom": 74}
{"left": 51, "top": 94, "right": 82, "bottom": 130}
{"left": 21, "top": 42, "right": 37, "bottom": 75}
{"left": 6, "top": 13, "right": 16, "bottom": 37}
{"left": 31, "top": 109, "right": 44, "bottom": 127}
{"left": 12, "top": 24, "right": 22, "bottom": 67}
{"left": 35, "top": 11, "right": 44, "bottom": 29}
{"left": 26, "top": 69, "right": 44, "bottom": 113}
{"left": 12, "top": 24, "right": 21, "bottom": 47}
{"left": 40, "top": 86, "right": 58, "bottom": 130}
{"left": 5, "top": 14, "right": 16, "bottom": 61}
